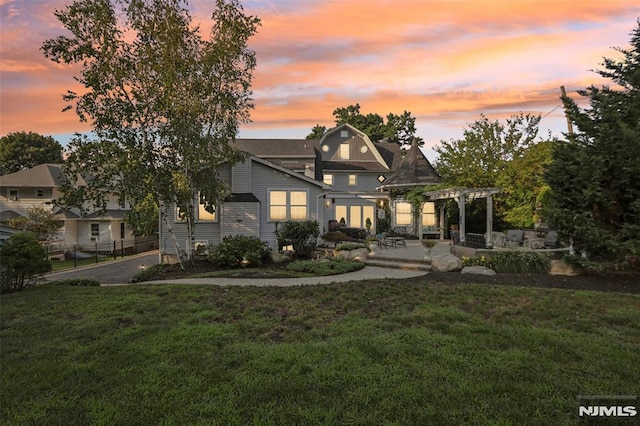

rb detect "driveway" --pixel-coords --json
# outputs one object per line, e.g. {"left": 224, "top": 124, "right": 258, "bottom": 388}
{"left": 45, "top": 251, "right": 160, "bottom": 284}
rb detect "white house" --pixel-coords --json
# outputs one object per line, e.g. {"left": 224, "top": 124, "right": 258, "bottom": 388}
{"left": 0, "top": 163, "right": 136, "bottom": 252}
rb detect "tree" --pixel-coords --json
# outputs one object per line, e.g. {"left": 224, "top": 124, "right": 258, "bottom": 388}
{"left": 0, "top": 132, "right": 63, "bottom": 175}
{"left": 307, "top": 103, "right": 423, "bottom": 148}
{"left": 434, "top": 113, "right": 549, "bottom": 230}
{"left": 545, "top": 22, "right": 640, "bottom": 268}
{"left": 8, "top": 206, "right": 62, "bottom": 242}
{"left": 42, "top": 0, "right": 260, "bottom": 268}
{"left": 0, "top": 232, "right": 51, "bottom": 293}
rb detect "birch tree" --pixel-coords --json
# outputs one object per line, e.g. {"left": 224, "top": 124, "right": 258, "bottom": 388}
{"left": 42, "top": 0, "right": 260, "bottom": 267}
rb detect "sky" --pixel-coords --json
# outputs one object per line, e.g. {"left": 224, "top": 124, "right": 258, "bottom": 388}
{"left": 1, "top": 0, "right": 639, "bottom": 162}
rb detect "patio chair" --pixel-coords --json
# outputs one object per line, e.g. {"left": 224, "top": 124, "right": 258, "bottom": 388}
{"left": 544, "top": 231, "right": 559, "bottom": 249}
{"left": 506, "top": 230, "right": 525, "bottom": 246}
{"left": 376, "top": 233, "right": 391, "bottom": 249}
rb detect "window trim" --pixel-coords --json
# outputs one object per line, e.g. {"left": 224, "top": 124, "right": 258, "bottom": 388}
{"left": 268, "top": 189, "right": 309, "bottom": 222}
{"left": 7, "top": 189, "right": 19, "bottom": 202}
{"left": 90, "top": 223, "right": 100, "bottom": 238}
{"left": 394, "top": 200, "right": 413, "bottom": 227}
{"left": 339, "top": 143, "right": 350, "bottom": 160}
{"left": 348, "top": 174, "right": 358, "bottom": 186}
{"left": 323, "top": 174, "right": 333, "bottom": 186}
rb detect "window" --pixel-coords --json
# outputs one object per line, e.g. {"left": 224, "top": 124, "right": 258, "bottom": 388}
{"left": 339, "top": 143, "right": 350, "bottom": 159}
{"left": 269, "top": 190, "right": 307, "bottom": 221}
{"left": 377, "top": 174, "right": 386, "bottom": 183}
{"left": 323, "top": 174, "right": 333, "bottom": 186}
{"left": 8, "top": 189, "right": 19, "bottom": 201}
{"left": 175, "top": 205, "right": 187, "bottom": 221}
{"left": 395, "top": 201, "right": 412, "bottom": 226}
{"left": 348, "top": 174, "right": 357, "bottom": 186}
{"left": 91, "top": 223, "right": 100, "bottom": 238}
{"left": 422, "top": 202, "right": 437, "bottom": 228}
{"left": 36, "top": 189, "right": 44, "bottom": 198}
{"left": 120, "top": 222, "right": 126, "bottom": 239}
{"left": 350, "top": 206, "right": 362, "bottom": 228}
{"left": 198, "top": 202, "right": 216, "bottom": 222}
{"left": 340, "top": 130, "right": 349, "bottom": 138}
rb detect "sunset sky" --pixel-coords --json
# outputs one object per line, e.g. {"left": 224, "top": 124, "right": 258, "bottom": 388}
{"left": 1, "top": 0, "right": 639, "bottom": 160}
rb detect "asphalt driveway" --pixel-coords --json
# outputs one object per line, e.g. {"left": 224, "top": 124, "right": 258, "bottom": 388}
{"left": 45, "top": 251, "right": 160, "bottom": 285}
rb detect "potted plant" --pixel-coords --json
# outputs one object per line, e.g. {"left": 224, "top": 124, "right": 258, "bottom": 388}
{"left": 365, "top": 217, "right": 372, "bottom": 234}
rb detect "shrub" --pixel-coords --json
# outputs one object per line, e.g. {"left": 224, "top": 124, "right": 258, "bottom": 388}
{"left": 323, "top": 231, "right": 357, "bottom": 243}
{"left": 208, "top": 235, "right": 271, "bottom": 268}
{"left": 130, "top": 263, "right": 174, "bottom": 283}
{"left": 286, "top": 258, "right": 365, "bottom": 275}
{"left": 462, "top": 251, "right": 550, "bottom": 274}
{"left": 274, "top": 220, "right": 320, "bottom": 259}
{"left": 0, "top": 232, "right": 51, "bottom": 293}
{"left": 335, "top": 242, "right": 367, "bottom": 251}
{"left": 52, "top": 278, "right": 100, "bottom": 287}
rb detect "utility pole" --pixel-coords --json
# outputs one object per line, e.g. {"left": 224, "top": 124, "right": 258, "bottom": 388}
{"left": 560, "top": 86, "right": 575, "bottom": 142}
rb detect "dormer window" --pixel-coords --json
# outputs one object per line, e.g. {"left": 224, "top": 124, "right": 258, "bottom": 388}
{"left": 339, "top": 143, "right": 350, "bottom": 160}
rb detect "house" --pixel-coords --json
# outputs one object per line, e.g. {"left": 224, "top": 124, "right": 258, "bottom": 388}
{"left": 162, "top": 124, "right": 443, "bottom": 257}
{"left": 0, "top": 164, "right": 136, "bottom": 252}
{"left": 160, "top": 154, "right": 329, "bottom": 255}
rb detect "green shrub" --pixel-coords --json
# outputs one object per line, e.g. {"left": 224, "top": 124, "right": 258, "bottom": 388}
{"left": 130, "top": 263, "right": 174, "bottom": 283}
{"left": 274, "top": 220, "right": 320, "bottom": 259}
{"left": 286, "top": 258, "right": 365, "bottom": 275}
{"left": 335, "top": 242, "right": 367, "bottom": 251}
{"left": 52, "top": 278, "right": 100, "bottom": 287}
{"left": 208, "top": 235, "right": 271, "bottom": 268}
{"left": 323, "top": 231, "right": 356, "bottom": 243}
{"left": 462, "top": 251, "right": 550, "bottom": 274}
{"left": 0, "top": 232, "right": 51, "bottom": 293}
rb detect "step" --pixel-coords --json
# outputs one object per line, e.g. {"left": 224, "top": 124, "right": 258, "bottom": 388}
{"left": 364, "top": 258, "right": 431, "bottom": 271}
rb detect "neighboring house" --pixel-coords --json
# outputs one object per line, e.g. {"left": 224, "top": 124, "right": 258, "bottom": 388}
{"left": 162, "top": 123, "right": 443, "bottom": 257}
{"left": 0, "top": 164, "right": 135, "bottom": 252}
{"left": 161, "top": 154, "right": 329, "bottom": 255}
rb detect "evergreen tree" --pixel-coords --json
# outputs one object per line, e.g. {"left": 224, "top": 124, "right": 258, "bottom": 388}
{"left": 545, "top": 21, "right": 640, "bottom": 268}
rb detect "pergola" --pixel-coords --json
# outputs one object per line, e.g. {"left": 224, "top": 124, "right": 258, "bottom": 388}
{"left": 423, "top": 187, "right": 500, "bottom": 248}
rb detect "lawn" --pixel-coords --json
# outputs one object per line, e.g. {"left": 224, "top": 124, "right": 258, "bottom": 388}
{"left": 1, "top": 279, "right": 639, "bottom": 425}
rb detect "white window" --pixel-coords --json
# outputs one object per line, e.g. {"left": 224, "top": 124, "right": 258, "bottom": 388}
{"left": 339, "top": 143, "right": 350, "bottom": 159}
{"left": 335, "top": 205, "right": 347, "bottom": 226}
{"left": 348, "top": 174, "right": 357, "bottom": 186}
{"left": 8, "top": 189, "right": 19, "bottom": 201}
{"left": 340, "top": 130, "right": 349, "bottom": 137}
{"left": 323, "top": 174, "right": 333, "bottom": 186}
{"left": 350, "top": 206, "right": 362, "bottom": 228}
{"left": 90, "top": 223, "right": 100, "bottom": 238}
{"left": 395, "top": 201, "right": 412, "bottom": 226}
{"left": 269, "top": 190, "right": 308, "bottom": 221}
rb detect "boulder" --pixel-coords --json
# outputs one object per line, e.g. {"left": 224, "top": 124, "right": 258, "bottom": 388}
{"left": 347, "top": 248, "right": 369, "bottom": 261}
{"left": 461, "top": 266, "right": 496, "bottom": 276}
{"left": 431, "top": 254, "right": 463, "bottom": 272}
{"left": 451, "top": 245, "right": 477, "bottom": 260}
{"left": 335, "top": 250, "right": 351, "bottom": 260}
{"left": 549, "top": 259, "right": 579, "bottom": 276}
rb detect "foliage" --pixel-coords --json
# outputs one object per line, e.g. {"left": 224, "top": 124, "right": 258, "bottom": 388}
{"left": 322, "top": 231, "right": 356, "bottom": 243}
{"left": 8, "top": 205, "right": 63, "bottom": 242}
{"left": 0, "top": 232, "right": 51, "bottom": 292}
{"left": 130, "top": 263, "right": 174, "bottom": 283}
{"left": 422, "top": 239, "right": 436, "bottom": 248}
{"left": 208, "top": 235, "right": 271, "bottom": 268}
{"left": 41, "top": 0, "right": 260, "bottom": 266}
{"left": 0, "top": 131, "right": 63, "bottom": 175}
{"left": 462, "top": 252, "right": 550, "bottom": 274}
{"left": 125, "top": 193, "right": 159, "bottom": 237}
{"left": 51, "top": 278, "right": 100, "bottom": 287}
{"left": 306, "top": 103, "right": 423, "bottom": 148}
{"left": 376, "top": 205, "right": 391, "bottom": 234}
{"left": 285, "top": 258, "right": 365, "bottom": 275}
{"left": 335, "top": 242, "right": 367, "bottom": 251}
{"left": 274, "top": 220, "right": 320, "bottom": 259}
{"left": 434, "top": 113, "right": 554, "bottom": 229}
{"left": 545, "top": 22, "right": 640, "bottom": 270}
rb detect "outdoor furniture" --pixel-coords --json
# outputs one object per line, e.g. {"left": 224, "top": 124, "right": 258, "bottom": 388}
{"left": 544, "top": 231, "right": 559, "bottom": 249}
{"left": 376, "top": 233, "right": 391, "bottom": 249}
{"left": 465, "top": 233, "right": 486, "bottom": 249}
{"left": 387, "top": 236, "right": 406, "bottom": 248}
{"left": 506, "top": 230, "right": 525, "bottom": 246}
{"left": 450, "top": 229, "right": 461, "bottom": 245}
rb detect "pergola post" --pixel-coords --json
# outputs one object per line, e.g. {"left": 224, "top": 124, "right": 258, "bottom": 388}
{"left": 439, "top": 203, "right": 445, "bottom": 240}
{"left": 486, "top": 194, "right": 494, "bottom": 248}
{"left": 458, "top": 193, "right": 466, "bottom": 245}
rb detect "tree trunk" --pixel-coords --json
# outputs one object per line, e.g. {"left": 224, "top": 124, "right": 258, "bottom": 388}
{"left": 159, "top": 200, "right": 185, "bottom": 270}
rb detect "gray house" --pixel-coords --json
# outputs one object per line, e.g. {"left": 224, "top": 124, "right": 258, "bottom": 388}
{"left": 162, "top": 124, "right": 442, "bottom": 256}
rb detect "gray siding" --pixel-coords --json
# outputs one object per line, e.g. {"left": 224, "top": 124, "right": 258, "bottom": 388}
{"left": 232, "top": 160, "right": 251, "bottom": 193}
{"left": 329, "top": 172, "right": 386, "bottom": 192}
{"left": 222, "top": 202, "right": 260, "bottom": 237}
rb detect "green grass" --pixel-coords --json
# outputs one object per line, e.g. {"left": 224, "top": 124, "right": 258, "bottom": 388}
{"left": 1, "top": 279, "right": 639, "bottom": 425}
